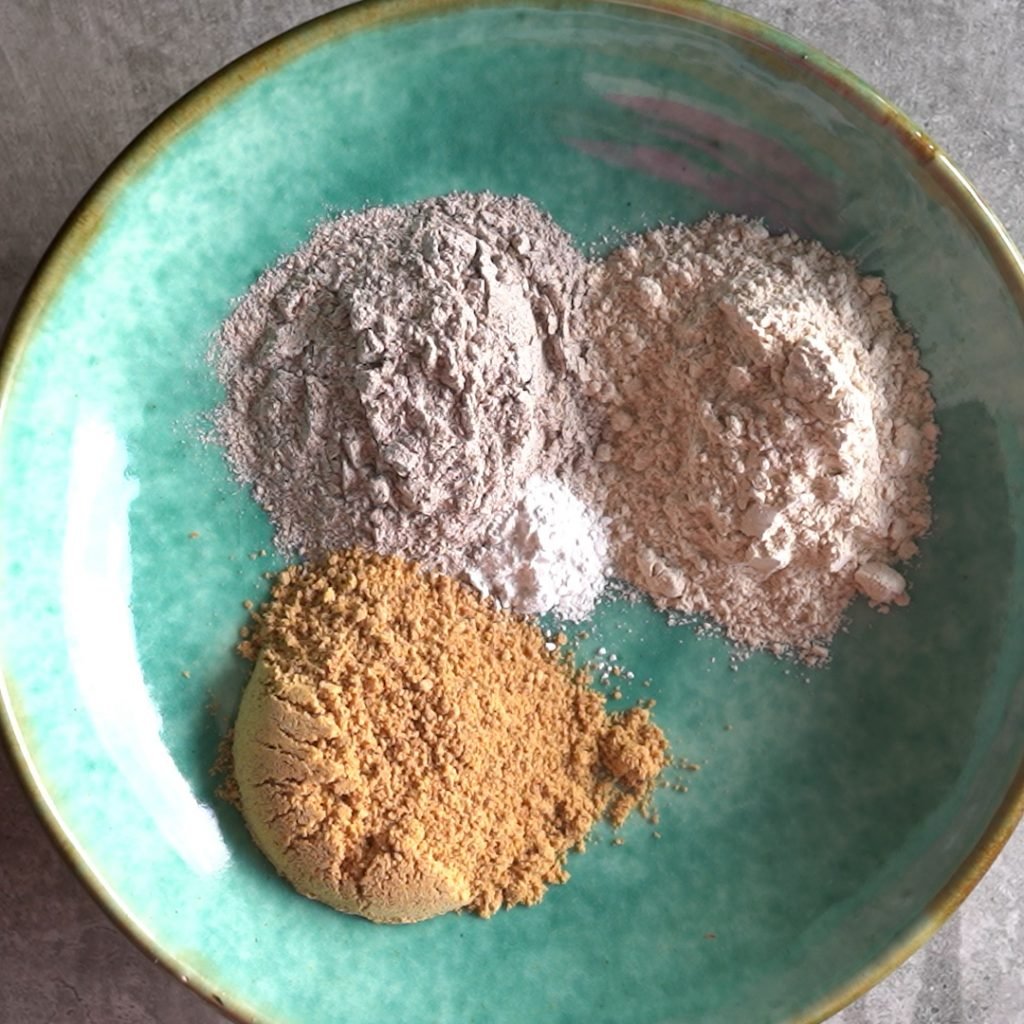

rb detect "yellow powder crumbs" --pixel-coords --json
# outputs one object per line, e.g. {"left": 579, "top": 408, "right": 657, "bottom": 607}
{"left": 230, "top": 548, "right": 669, "bottom": 925}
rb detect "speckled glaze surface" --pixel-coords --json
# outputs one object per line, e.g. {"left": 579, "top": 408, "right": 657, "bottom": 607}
{"left": 2, "top": 2, "right": 1024, "bottom": 1023}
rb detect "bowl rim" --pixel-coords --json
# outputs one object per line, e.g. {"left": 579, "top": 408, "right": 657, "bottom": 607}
{"left": 2, "top": 1, "right": 1024, "bottom": 1022}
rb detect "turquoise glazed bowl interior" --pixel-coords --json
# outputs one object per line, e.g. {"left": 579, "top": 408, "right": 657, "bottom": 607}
{"left": 3, "top": 2, "right": 1024, "bottom": 1022}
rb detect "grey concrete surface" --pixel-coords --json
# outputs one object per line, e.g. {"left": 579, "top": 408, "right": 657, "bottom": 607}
{"left": 1, "top": 1, "right": 1022, "bottom": 1022}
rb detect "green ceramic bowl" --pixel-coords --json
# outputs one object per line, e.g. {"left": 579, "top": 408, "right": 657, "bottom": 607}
{"left": 3, "top": 1, "right": 1024, "bottom": 1022}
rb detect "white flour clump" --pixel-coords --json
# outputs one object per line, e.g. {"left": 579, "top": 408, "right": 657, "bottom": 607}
{"left": 466, "top": 475, "right": 609, "bottom": 621}
{"left": 579, "top": 214, "right": 938, "bottom": 661}
{"left": 212, "top": 192, "right": 589, "bottom": 589}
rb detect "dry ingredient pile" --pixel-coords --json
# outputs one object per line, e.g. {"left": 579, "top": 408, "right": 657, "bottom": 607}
{"left": 231, "top": 548, "right": 667, "bottom": 924}
{"left": 212, "top": 193, "right": 937, "bottom": 652}
{"left": 214, "top": 192, "right": 595, "bottom": 619}
{"left": 212, "top": 192, "right": 939, "bottom": 925}
{"left": 579, "top": 215, "right": 937, "bottom": 659}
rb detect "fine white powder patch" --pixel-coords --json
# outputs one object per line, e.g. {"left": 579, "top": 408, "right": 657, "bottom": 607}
{"left": 466, "top": 475, "right": 609, "bottom": 621}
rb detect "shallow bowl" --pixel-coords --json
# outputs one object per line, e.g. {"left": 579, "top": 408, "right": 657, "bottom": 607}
{"left": 3, "top": 2, "right": 1024, "bottom": 1022}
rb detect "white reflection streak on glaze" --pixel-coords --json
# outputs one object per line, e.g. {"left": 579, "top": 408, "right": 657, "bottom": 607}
{"left": 60, "top": 414, "right": 228, "bottom": 875}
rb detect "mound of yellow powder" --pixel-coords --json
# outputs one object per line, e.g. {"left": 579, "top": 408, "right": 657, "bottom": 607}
{"left": 232, "top": 549, "right": 668, "bottom": 924}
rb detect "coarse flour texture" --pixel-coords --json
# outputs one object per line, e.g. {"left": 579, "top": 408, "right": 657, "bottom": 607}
{"left": 579, "top": 215, "right": 937, "bottom": 659}
{"left": 232, "top": 550, "right": 667, "bottom": 923}
{"left": 213, "top": 193, "right": 590, "bottom": 593}
{"left": 212, "top": 196, "right": 938, "bottom": 653}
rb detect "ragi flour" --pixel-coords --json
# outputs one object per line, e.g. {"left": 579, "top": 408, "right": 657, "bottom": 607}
{"left": 212, "top": 192, "right": 593, "bottom": 609}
